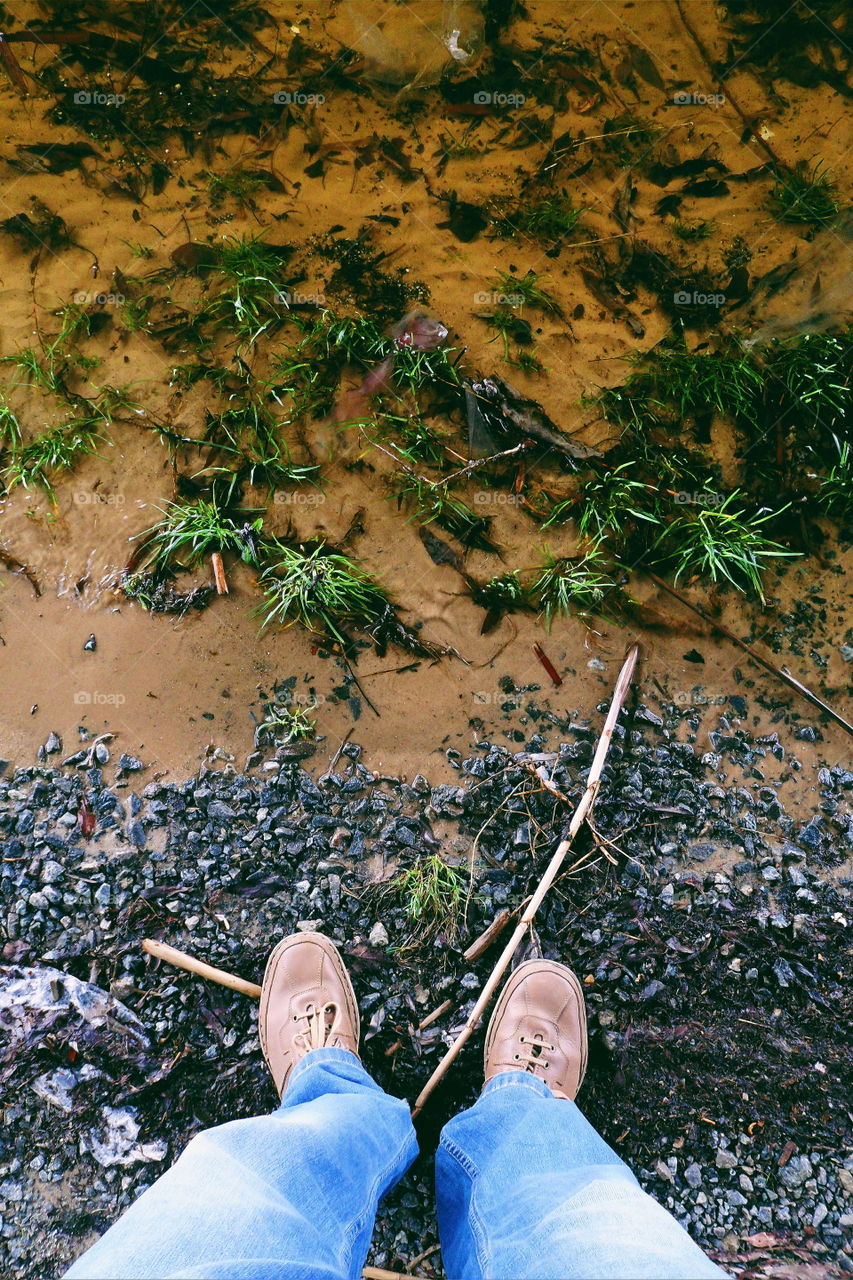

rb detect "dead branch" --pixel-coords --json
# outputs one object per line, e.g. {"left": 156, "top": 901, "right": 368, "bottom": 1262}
{"left": 411, "top": 642, "right": 640, "bottom": 1117}
{"left": 463, "top": 907, "right": 513, "bottom": 961}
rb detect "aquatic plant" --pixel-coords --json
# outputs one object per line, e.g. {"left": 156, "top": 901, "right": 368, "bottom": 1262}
{"left": 769, "top": 162, "right": 839, "bottom": 225}
{"left": 673, "top": 218, "right": 717, "bottom": 240}
{"left": 1, "top": 419, "right": 103, "bottom": 494}
{"left": 257, "top": 542, "right": 393, "bottom": 645}
{"left": 532, "top": 550, "right": 618, "bottom": 626}
{"left": 653, "top": 492, "right": 797, "bottom": 601}
{"left": 135, "top": 499, "right": 258, "bottom": 570}
{"left": 492, "top": 191, "right": 582, "bottom": 241}
{"left": 394, "top": 473, "right": 497, "bottom": 552}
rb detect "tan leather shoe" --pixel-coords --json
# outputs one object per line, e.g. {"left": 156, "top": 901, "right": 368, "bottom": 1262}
{"left": 259, "top": 932, "right": 360, "bottom": 1096}
{"left": 484, "top": 958, "right": 588, "bottom": 1099}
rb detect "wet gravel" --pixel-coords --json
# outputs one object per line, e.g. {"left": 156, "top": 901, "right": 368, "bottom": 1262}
{"left": 1, "top": 689, "right": 851, "bottom": 1279}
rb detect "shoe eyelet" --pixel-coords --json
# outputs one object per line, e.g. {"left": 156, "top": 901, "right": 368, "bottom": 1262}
{"left": 513, "top": 1053, "right": 519, "bottom": 1060}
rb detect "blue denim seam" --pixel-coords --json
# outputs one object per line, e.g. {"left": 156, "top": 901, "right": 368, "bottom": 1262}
{"left": 480, "top": 1075, "right": 554, "bottom": 1099}
{"left": 438, "top": 1136, "right": 491, "bottom": 1277}
{"left": 343, "top": 1122, "right": 417, "bottom": 1274}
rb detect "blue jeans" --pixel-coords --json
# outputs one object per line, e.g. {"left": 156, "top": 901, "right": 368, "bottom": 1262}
{"left": 66, "top": 1049, "right": 727, "bottom": 1280}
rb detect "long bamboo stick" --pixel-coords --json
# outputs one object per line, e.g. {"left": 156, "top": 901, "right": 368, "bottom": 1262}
{"left": 410, "top": 642, "right": 640, "bottom": 1118}
{"left": 142, "top": 938, "right": 262, "bottom": 998}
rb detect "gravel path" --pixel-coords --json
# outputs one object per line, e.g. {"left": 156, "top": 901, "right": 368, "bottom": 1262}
{"left": 1, "top": 691, "right": 851, "bottom": 1279}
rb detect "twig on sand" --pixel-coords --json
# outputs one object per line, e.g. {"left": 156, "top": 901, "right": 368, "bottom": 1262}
{"left": 648, "top": 574, "right": 853, "bottom": 738}
{"left": 211, "top": 552, "right": 228, "bottom": 595}
{"left": 672, "top": 0, "right": 784, "bottom": 170}
{"left": 411, "top": 642, "right": 640, "bottom": 1118}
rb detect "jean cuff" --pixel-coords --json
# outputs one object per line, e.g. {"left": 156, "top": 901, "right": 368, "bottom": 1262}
{"left": 480, "top": 1070, "right": 555, "bottom": 1100}
{"left": 287, "top": 1046, "right": 364, "bottom": 1088}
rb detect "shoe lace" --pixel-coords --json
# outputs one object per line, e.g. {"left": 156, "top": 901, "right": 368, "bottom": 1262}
{"left": 292, "top": 1001, "right": 342, "bottom": 1052}
{"left": 514, "top": 1032, "right": 556, "bottom": 1073}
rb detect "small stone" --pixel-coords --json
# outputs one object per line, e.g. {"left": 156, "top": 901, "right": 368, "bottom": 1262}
{"left": 655, "top": 1160, "right": 674, "bottom": 1184}
{"left": 95, "top": 884, "right": 111, "bottom": 909}
{"left": 83, "top": 634, "right": 97, "bottom": 651}
{"left": 128, "top": 821, "right": 146, "bottom": 849}
{"left": 41, "top": 861, "right": 64, "bottom": 885}
{"left": 118, "top": 754, "right": 144, "bottom": 773}
{"left": 208, "top": 800, "right": 236, "bottom": 820}
{"left": 684, "top": 1162, "right": 702, "bottom": 1189}
{"left": 368, "top": 922, "right": 389, "bottom": 947}
{"left": 812, "top": 1202, "right": 828, "bottom": 1228}
{"left": 640, "top": 980, "right": 666, "bottom": 1001}
{"left": 779, "top": 1155, "right": 813, "bottom": 1188}
{"left": 794, "top": 725, "right": 817, "bottom": 742}
{"left": 44, "top": 732, "right": 62, "bottom": 755}
{"left": 716, "top": 1149, "right": 737, "bottom": 1169}
{"left": 727, "top": 1190, "right": 747, "bottom": 1207}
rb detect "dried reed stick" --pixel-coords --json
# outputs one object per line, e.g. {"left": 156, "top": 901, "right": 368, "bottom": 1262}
{"left": 411, "top": 642, "right": 640, "bottom": 1118}
{"left": 142, "top": 938, "right": 261, "bottom": 998}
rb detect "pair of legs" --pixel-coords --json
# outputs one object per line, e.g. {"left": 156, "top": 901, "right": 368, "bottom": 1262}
{"left": 66, "top": 935, "right": 727, "bottom": 1280}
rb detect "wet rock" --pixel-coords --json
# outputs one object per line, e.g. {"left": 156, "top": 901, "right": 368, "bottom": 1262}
{"left": 44, "top": 733, "right": 62, "bottom": 756}
{"left": 83, "top": 635, "right": 97, "bottom": 652}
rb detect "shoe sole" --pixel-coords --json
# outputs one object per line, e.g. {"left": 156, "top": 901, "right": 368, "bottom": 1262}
{"left": 258, "top": 931, "right": 361, "bottom": 1081}
{"left": 484, "top": 958, "right": 588, "bottom": 1094}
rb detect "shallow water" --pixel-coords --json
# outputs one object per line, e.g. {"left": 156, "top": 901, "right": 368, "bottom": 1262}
{"left": 0, "top": 0, "right": 849, "bottom": 808}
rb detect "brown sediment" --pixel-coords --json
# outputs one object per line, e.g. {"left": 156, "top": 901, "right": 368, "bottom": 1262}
{"left": 0, "top": 0, "right": 847, "bottom": 823}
